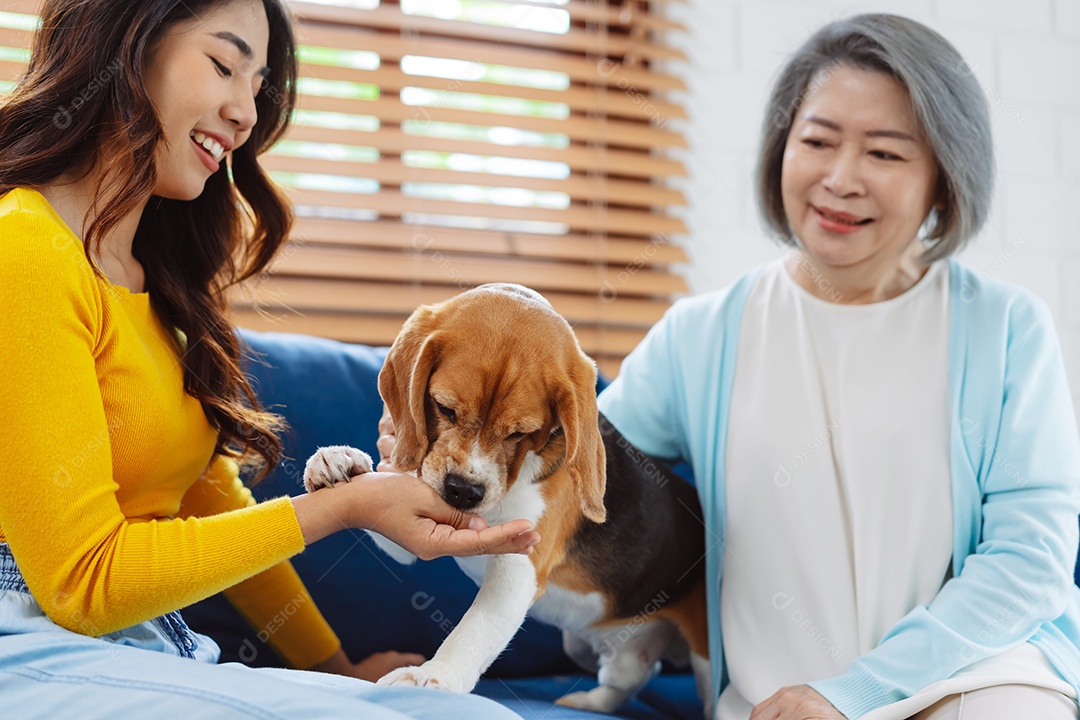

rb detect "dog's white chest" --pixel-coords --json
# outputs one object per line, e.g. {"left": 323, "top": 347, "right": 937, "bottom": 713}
{"left": 528, "top": 584, "right": 606, "bottom": 633}
{"left": 453, "top": 555, "right": 487, "bottom": 586}
{"left": 453, "top": 556, "right": 606, "bottom": 634}
{"left": 453, "top": 456, "right": 605, "bottom": 633}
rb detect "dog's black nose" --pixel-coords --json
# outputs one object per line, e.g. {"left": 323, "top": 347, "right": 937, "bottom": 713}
{"left": 443, "top": 474, "right": 485, "bottom": 510}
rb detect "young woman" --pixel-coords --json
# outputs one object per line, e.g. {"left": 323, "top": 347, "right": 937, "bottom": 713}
{"left": 0, "top": 1, "right": 536, "bottom": 716}
{"left": 598, "top": 14, "right": 1080, "bottom": 720}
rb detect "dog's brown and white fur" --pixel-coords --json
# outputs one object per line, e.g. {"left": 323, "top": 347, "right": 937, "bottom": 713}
{"left": 304, "top": 283, "right": 710, "bottom": 715}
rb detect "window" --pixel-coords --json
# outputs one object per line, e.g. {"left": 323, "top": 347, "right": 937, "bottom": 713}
{"left": 0, "top": 0, "right": 690, "bottom": 376}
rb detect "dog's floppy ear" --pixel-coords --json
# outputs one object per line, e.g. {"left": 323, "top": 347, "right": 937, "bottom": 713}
{"left": 378, "top": 307, "right": 440, "bottom": 472}
{"left": 554, "top": 354, "right": 607, "bottom": 523}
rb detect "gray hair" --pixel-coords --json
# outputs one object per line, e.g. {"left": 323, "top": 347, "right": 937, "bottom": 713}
{"left": 756, "top": 14, "right": 993, "bottom": 261}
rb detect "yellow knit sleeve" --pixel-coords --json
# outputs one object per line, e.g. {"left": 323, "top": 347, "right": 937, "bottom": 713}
{"left": 181, "top": 456, "right": 342, "bottom": 669}
{"left": 0, "top": 205, "right": 306, "bottom": 635}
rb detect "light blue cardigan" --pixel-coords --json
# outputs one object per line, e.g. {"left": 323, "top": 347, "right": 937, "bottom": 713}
{"left": 597, "top": 260, "right": 1080, "bottom": 719}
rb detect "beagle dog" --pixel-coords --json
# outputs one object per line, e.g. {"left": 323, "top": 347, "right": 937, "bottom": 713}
{"left": 303, "top": 283, "right": 710, "bottom": 715}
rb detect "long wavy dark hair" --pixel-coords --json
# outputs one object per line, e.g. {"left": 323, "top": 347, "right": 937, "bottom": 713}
{"left": 0, "top": 0, "right": 299, "bottom": 481}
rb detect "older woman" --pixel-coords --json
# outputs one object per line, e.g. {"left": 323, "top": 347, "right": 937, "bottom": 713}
{"left": 599, "top": 14, "right": 1080, "bottom": 720}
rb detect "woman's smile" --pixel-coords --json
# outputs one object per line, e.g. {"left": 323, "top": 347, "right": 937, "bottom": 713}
{"left": 189, "top": 130, "right": 231, "bottom": 172}
{"left": 812, "top": 204, "right": 873, "bottom": 234}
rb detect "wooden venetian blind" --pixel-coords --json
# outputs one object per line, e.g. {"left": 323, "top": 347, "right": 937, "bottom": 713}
{"left": 0, "top": 0, "right": 690, "bottom": 377}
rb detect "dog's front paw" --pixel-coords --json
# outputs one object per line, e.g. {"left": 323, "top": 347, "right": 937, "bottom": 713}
{"left": 376, "top": 660, "right": 471, "bottom": 693}
{"left": 303, "top": 446, "right": 373, "bottom": 493}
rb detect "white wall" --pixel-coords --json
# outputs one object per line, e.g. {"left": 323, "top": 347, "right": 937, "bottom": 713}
{"left": 664, "top": 0, "right": 1080, "bottom": 421}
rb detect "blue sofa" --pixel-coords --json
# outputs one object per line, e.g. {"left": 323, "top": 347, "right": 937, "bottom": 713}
{"left": 183, "top": 329, "right": 704, "bottom": 720}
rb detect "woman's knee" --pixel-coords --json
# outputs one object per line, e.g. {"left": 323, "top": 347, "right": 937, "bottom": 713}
{"left": 911, "top": 685, "right": 1077, "bottom": 720}
{"left": 2, "top": 629, "right": 522, "bottom": 720}
{"left": 0, "top": 636, "right": 432, "bottom": 720}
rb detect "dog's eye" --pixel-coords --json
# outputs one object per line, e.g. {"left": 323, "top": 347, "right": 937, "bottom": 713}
{"left": 435, "top": 402, "right": 457, "bottom": 424}
{"left": 506, "top": 431, "right": 525, "bottom": 441}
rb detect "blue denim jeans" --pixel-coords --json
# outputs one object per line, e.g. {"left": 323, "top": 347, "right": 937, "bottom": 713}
{"left": 0, "top": 544, "right": 523, "bottom": 719}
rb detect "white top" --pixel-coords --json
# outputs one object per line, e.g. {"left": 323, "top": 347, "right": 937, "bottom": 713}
{"left": 716, "top": 258, "right": 1071, "bottom": 719}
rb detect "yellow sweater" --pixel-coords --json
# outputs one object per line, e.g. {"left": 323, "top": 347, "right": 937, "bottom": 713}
{"left": 0, "top": 188, "right": 340, "bottom": 669}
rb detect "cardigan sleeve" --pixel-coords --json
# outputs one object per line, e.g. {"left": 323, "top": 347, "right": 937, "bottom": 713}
{"left": 810, "top": 292, "right": 1080, "bottom": 718}
{"left": 597, "top": 300, "right": 688, "bottom": 462}
{"left": 179, "top": 456, "right": 342, "bottom": 669}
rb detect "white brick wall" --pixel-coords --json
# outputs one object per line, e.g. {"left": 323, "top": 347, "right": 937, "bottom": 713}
{"left": 664, "top": 0, "right": 1080, "bottom": 422}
